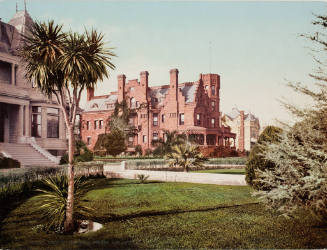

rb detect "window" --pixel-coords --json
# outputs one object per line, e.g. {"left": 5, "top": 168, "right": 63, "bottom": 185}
{"left": 211, "top": 85, "right": 215, "bottom": 96}
{"left": 106, "top": 103, "right": 114, "bottom": 109}
{"left": 136, "top": 101, "right": 139, "bottom": 108}
{"left": 153, "top": 132, "right": 158, "bottom": 141}
{"left": 94, "top": 120, "right": 98, "bottom": 130}
{"left": 162, "top": 114, "right": 165, "bottom": 123}
{"left": 129, "top": 117, "right": 134, "bottom": 125}
{"left": 128, "top": 136, "right": 134, "bottom": 147}
{"left": 205, "top": 85, "right": 209, "bottom": 91}
{"left": 31, "top": 106, "right": 42, "bottom": 137}
{"left": 143, "top": 135, "right": 147, "bottom": 143}
{"left": 196, "top": 114, "right": 201, "bottom": 126}
{"left": 99, "top": 120, "right": 104, "bottom": 129}
{"left": 47, "top": 108, "right": 59, "bottom": 138}
{"left": 86, "top": 121, "right": 90, "bottom": 130}
{"left": 130, "top": 97, "right": 136, "bottom": 108}
{"left": 179, "top": 113, "right": 184, "bottom": 125}
{"left": 211, "top": 101, "right": 215, "bottom": 111}
{"left": 87, "top": 137, "right": 91, "bottom": 145}
{"left": 153, "top": 113, "right": 158, "bottom": 126}
{"left": 211, "top": 118, "right": 215, "bottom": 128}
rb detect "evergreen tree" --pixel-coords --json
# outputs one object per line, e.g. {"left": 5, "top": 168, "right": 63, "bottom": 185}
{"left": 245, "top": 126, "right": 282, "bottom": 190}
{"left": 255, "top": 14, "right": 327, "bottom": 220}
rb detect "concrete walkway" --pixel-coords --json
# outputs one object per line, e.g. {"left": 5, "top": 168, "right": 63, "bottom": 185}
{"left": 104, "top": 163, "right": 246, "bottom": 186}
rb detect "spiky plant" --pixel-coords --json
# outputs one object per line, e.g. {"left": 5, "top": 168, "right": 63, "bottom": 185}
{"left": 33, "top": 175, "right": 93, "bottom": 232}
{"left": 165, "top": 142, "right": 207, "bottom": 172}
{"left": 137, "top": 174, "right": 149, "bottom": 184}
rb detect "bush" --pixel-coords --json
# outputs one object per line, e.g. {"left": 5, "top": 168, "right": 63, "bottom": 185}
{"left": 60, "top": 140, "right": 93, "bottom": 164}
{"left": 134, "top": 145, "right": 143, "bottom": 156}
{"left": 33, "top": 175, "right": 93, "bottom": 232}
{"left": 245, "top": 126, "right": 282, "bottom": 190}
{"left": 0, "top": 155, "right": 20, "bottom": 169}
{"left": 144, "top": 148, "right": 152, "bottom": 156}
{"left": 137, "top": 174, "right": 149, "bottom": 184}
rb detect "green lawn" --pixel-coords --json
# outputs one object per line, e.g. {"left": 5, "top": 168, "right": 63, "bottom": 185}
{"left": 1, "top": 178, "right": 327, "bottom": 249}
{"left": 192, "top": 168, "right": 245, "bottom": 175}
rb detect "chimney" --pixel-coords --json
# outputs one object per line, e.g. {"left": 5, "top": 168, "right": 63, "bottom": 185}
{"left": 140, "top": 71, "right": 149, "bottom": 88}
{"left": 170, "top": 68, "right": 179, "bottom": 100}
{"left": 87, "top": 87, "right": 94, "bottom": 101}
{"left": 238, "top": 111, "right": 245, "bottom": 152}
{"left": 117, "top": 74, "right": 126, "bottom": 102}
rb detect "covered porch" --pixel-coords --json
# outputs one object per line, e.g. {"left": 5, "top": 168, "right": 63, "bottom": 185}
{"left": 182, "top": 126, "right": 236, "bottom": 148}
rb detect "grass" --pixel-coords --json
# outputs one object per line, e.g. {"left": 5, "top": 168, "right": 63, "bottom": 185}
{"left": 1, "top": 178, "right": 327, "bottom": 249}
{"left": 192, "top": 168, "right": 245, "bottom": 175}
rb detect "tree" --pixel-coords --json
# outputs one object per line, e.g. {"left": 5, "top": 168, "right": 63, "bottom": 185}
{"left": 19, "top": 21, "right": 115, "bottom": 233}
{"left": 152, "top": 130, "right": 186, "bottom": 156}
{"left": 245, "top": 126, "right": 282, "bottom": 190}
{"left": 98, "top": 129, "right": 127, "bottom": 156}
{"left": 254, "top": 14, "right": 327, "bottom": 220}
{"left": 165, "top": 142, "right": 207, "bottom": 172}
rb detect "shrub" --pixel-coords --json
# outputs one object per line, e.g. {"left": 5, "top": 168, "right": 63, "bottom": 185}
{"left": 245, "top": 126, "right": 282, "bottom": 189}
{"left": 33, "top": 175, "right": 93, "bottom": 232}
{"left": 60, "top": 140, "right": 93, "bottom": 164}
{"left": 144, "top": 148, "right": 152, "bottom": 156}
{"left": 0, "top": 155, "right": 20, "bottom": 169}
{"left": 134, "top": 145, "right": 143, "bottom": 156}
{"left": 137, "top": 174, "right": 149, "bottom": 184}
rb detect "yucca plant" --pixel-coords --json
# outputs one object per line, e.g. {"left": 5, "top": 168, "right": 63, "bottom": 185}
{"left": 137, "top": 174, "right": 149, "bottom": 184}
{"left": 165, "top": 142, "right": 207, "bottom": 172}
{"left": 33, "top": 175, "right": 93, "bottom": 232}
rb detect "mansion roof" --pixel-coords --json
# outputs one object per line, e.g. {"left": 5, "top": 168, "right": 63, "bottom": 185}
{"left": 225, "top": 107, "right": 259, "bottom": 122}
{"left": 84, "top": 82, "right": 199, "bottom": 112}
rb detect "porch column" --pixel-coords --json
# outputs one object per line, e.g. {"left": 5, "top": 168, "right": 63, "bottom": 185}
{"left": 233, "top": 138, "right": 236, "bottom": 147}
{"left": 11, "top": 63, "right": 15, "bottom": 85}
{"left": 59, "top": 109, "right": 66, "bottom": 139}
{"left": 25, "top": 105, "right": 30, "bottom": 137}
{"left": 216, "top": 135, "right": 219, "bottom": 146}
{"left": 41, "top": 107, "right": 47, "bottom": 138}
{"left": 18, "top": 105, "right": 24, "bottom": 138}
{"left": 204, "top": 133, "right": 207, "bottom": 146}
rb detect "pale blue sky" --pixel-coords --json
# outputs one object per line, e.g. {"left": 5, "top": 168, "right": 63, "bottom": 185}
{"left": 1, "top": 0, "right": 326, "bottom": 126}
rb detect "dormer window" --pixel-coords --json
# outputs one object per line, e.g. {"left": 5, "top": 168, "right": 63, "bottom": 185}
{"left": 91, "top": 103, "right": 98, "bottom": 109}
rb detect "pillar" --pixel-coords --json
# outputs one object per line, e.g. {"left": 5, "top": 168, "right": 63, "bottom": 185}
{"left": 204, "top": 133, "right": 207, "bottom": 146}
{"left": 41, "top": 107, "right": 47, "bottom": 138}
{"left": 59, "top": 109, "right": 66, "bottom": 139}
{"left": 18, "top": 105, "right": 24, "bottom": 137}
{"left": 11, "top": 63, "right": 15, "bottom": 85}
{"left": 239, "top": 111, "right": 245, "bottom": 152}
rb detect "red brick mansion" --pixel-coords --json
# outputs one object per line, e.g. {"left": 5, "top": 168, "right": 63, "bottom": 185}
{"left": 81, "top": 69, "right": 236, "bottom": 154}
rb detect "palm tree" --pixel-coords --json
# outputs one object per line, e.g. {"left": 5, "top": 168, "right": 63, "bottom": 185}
{"left": 20, "top": 20, "right": 115, "bottom": 233}
{"left": 165, "top": 142, "right": 207, "bottom": 172}
{"left": 152, "top": 130, "right": 186, "bottom": 156}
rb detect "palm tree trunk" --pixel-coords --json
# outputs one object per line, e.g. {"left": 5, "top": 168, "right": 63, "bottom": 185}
{"left": 64, "top": 126, "right": 75, "bottom": 233}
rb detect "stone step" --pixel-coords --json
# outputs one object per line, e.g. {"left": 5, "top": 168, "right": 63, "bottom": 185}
{"left": 0, "top": 143, "right": 58, "bottom": 167}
